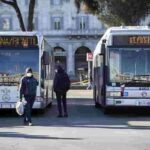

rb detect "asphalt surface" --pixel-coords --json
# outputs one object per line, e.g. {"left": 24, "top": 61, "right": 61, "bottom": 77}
{"left": 0, "top": 90, "right": 150, "bottom": 150}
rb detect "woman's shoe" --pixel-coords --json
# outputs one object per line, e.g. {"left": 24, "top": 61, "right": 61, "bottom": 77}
{"left": 23, "top": 121, "right": 28, "bottom": 125}
{"left": 28, "top": 122, "right": 33, "bottom": 126}
{"left": 64, "top": 114, "right": 68, "bottom": 117}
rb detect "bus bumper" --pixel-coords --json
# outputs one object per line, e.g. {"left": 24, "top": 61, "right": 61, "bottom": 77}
{"left": 0, "top": 101, "right": 49, "bottom": 109}
{"left": 106, "top": 98, "right": 150, "bottom": 107}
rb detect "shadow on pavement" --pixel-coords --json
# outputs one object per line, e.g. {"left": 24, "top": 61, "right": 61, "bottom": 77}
{"left": 0, "top": 132, "right": 82, "bottom": 140}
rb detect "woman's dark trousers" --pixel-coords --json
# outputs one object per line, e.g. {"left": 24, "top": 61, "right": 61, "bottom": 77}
{"left": 24, "top": 95, "right": 35, "bottom": 123}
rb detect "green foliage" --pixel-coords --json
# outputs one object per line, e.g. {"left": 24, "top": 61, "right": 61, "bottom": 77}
{"left": 75, "top": 0, "right": 150, "bottom": 26}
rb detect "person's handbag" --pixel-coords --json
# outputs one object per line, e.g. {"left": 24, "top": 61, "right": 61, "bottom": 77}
{"left": 16, "top": 101, "right": 24, "bottom": 116}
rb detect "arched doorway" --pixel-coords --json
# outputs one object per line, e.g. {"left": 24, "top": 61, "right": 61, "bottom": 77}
{"left": 54, "top": 46, "right": 66, "bottom": 70}
{"left": 75, "top": 46, "right": 91, "bottom": 80}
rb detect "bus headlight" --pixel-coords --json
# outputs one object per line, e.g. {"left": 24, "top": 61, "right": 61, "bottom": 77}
{"left": 107, "top": 91, "right": 121, "bottom": 97}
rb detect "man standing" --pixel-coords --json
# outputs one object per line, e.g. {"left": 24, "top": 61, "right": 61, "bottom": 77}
{"left": 19, "top": 67, "right": 38, "bottom": 126}
{"left": 53, "top": 66, "right": 70, "bottom": 117}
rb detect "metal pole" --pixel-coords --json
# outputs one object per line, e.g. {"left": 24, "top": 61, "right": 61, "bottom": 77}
{"left": 88, "top": 61, "right": 91, "bottom": 85}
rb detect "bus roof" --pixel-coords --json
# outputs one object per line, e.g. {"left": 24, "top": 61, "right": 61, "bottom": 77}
{"left": 106, "top": 26, "right": 150, "bottom": 35}
{"left": 94, "top": 26, "right": 150, "bottom": 56}
{"left": 0, "top": 31, "right": 42, "bottom": 36}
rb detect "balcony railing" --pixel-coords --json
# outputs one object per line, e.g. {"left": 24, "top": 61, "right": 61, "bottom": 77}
{"left": 43, "top": 28, "right": 105, "bottom": 36}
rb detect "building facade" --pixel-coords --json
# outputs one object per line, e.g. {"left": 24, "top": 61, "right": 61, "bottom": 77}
{"left": 0, "top": 0, "right": 105, "bottom": 80}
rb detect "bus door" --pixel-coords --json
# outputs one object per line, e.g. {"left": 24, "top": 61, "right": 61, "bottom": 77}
{"left": 41, "top": 51, "right": 53, "bottom": 106}
{"left": 94, "top": 54, "right": 104, "bottom": 107}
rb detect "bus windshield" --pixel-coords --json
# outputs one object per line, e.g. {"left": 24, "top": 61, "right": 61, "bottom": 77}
{"left": 0, "top": 49, "right": 39, "bottom": 85}
{"left": 109, "top": 47, "right": 150, "bottom": 83}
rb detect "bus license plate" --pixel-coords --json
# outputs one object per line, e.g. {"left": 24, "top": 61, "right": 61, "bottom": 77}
{"left": 1, "top": 104, "right": 10, "bottom": 108}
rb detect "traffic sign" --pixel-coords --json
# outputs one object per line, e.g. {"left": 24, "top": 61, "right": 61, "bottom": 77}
{"left": 86, "top": 53, "right": 93, "bottom": 61}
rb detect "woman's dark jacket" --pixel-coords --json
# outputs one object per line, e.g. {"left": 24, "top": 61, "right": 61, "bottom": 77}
{"left": 19, "top": 76, "right": 38, "bottom": 99}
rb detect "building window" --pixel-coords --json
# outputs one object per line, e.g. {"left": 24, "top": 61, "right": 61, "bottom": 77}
{"left": 77, "top": 16, "right": 89, "bottom": 30}
{"left": 0, "top": 16, "right": 12, "bottom": 31}
{"left": 51, "top": 0, "right": 62, "bottom": 5}
{"left": 51, "top": 17, "right": 63, "bottom": 30}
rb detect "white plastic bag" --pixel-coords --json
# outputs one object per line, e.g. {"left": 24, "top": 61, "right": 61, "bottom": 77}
{"left": 16, "top": 101, "right": 24, "bottom": 116}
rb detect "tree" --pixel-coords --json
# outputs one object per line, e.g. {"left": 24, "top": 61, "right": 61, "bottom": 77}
{"left": 27, "top": 0, "right": 35, "bottom": 31}
{"left": 0, "top": 0, "right": 35, "bottom": 31}
{"left": 75, "top": 0, "right": 150, "bottom": 26}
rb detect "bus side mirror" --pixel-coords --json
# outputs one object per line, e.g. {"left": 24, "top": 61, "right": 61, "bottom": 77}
{"left": 100, "top": 39, "right": 106, "bottom": 55}
{"left": 43, "top": 51, "right": 49, "bottom": 65}
{"left": 101, "top": 43, "right": 105, "bottom": 55}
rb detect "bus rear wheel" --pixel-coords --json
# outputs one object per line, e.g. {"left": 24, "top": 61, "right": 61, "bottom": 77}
{"left": 95, "top": 102, "right": 100, "bottom": 108}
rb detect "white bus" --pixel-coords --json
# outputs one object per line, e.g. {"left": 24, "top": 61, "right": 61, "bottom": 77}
{"left": 93, "top": 26, "right": 150, "bottom": 112}
{"left": 0, "top": 32, "right": 54, "bottom": 110}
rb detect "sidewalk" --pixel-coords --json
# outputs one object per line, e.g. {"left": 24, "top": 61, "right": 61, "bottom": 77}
{"left": 52, "top": 89, "right": 93, "bottom": 106}
{"left": 70, "top": 84, "right": 88, "bottom": 89}
{"left": 67, "top": 89, "right": 93, "bottom": 99}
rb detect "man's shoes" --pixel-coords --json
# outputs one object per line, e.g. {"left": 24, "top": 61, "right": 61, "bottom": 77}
{"left": 57, "top": 114, "right": 63, "bottom": 118}
{"left": 28, "top": 122, "right": 33, "bottom": 126}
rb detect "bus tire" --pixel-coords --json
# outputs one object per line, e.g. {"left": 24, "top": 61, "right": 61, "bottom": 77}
{"left": 47, "top": 102, "right": 52, "bottom": 108}
{"left": 38, "top": 108, "right": 46, "bottom": 114}
{"left": 95, "top": 102, "right": 100, "bottom": 108}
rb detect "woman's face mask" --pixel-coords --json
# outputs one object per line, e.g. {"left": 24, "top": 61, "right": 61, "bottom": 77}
{"left": 26, "top": 72, "right": 32, "bottom": 77}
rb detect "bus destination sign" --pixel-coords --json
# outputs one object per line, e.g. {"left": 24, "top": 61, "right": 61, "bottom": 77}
{"left": 113, "top": 35, "right": 150, "bottom": 46}
{"left": 0, "top": 36, "right": 38, "bottom": 48}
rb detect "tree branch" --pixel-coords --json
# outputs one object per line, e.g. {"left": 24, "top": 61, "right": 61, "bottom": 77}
{"left": 0, "top": 0, "right": 14, "bottom": 6}
{"left": 0, "top": 0, "right": 26, "bottom": 31}
{"left": 27, "top": 0, "right": 35, "bottom": 31}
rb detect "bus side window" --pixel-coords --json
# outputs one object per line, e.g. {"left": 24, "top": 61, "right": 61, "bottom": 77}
{"left": 98, "top": 54, "right": 104, "bottom": 95}
{"left": 43, "top": 51, "right": 49, "bottom": 65}
{"left": 41, "top": 51, "right": 50, "bottom": 88}
{"left": 41, "top": 64, "right": 45, "bottom": 88}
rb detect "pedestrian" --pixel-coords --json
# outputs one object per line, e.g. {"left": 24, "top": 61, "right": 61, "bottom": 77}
{"left": 87, "top": 74, "right": 93, "bottom": 90}
{"left": 19, "top": 67, "right": 38, "bottom": 126}
{"left": 53, "top": 66, "right": 70, "bottom": 118}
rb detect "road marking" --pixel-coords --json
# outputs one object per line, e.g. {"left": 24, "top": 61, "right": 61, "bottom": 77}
{"left": 128, "top": 121, "right": 150, "bottom": 127}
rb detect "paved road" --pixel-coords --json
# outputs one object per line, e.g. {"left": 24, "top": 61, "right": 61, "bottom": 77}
{"left": 0, "top": 90, "right": 150, "bottom": 150}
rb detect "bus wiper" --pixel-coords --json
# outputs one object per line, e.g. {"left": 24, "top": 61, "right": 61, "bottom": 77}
{"left": 0, "top": 75, "right": 20, "bottom": 86}
{"left": 121, "top": 74, "right": 150, "bottom": 84}
{"left": 132, "top": 74, "right": 150, "bottom": 82}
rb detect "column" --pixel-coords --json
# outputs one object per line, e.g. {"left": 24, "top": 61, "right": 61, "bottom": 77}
{"left": 67, "top": 44, "right": 75, "bottom": 76}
